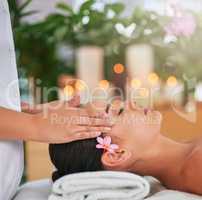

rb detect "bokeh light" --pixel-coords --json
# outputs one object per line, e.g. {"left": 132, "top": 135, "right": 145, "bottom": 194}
{"left": 167, "top": 76, "right": 178, "bottom": 87}
{"left": 131, "top": 78, "right": 142, "bottom": 88}
{"left": 113, "top": 63, "right": 125, "bottom": 74}
{"left": 99, "top": 80, "right": 110, "bottom": 90}
{"left": 148, "top": 72, "right": 159, "bottom": 86}
{"left": 139, "top": 88, "right": 150, "bottom": 98}
{"left": 75, "top": 80, "right": 86, "bottom": 91}
{"left": 64, "top": 85, "right": 74, "bottom": 97}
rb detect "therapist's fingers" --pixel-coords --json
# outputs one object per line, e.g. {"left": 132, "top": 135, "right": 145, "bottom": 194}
{"left": 68, "top": 131, "right": 102, "bottom": 142}
{"left": 73, "top": 125, "right": 112, "bottom": 133}
{"left": 75, "top": 116, "right": 113, "bottom": 127}
{"left": 85, "top": 101, "right": 108, "bottom": 118}
{"left": 74, "top": 108, "right": 106, "bottom": 119}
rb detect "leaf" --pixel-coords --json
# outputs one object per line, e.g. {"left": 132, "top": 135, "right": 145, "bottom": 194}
{"left": 56, "top": 2, "right": 73, "bottom": 14}
{"left": 79, "top": 0, "right": 95, "bottom": 13}
{"left": 19, "top": 0, "right": 32, "bottom": 12}
{"left": 20, "top": 10, "right": 38, "bottom": 18}
{"left": 7, "top": 0, "right": 19, "bottom": 13}
{"left": 54, "top": 26, "right": 67, "bottom": 41}
{"left": 105, "top": 3, "right": 125, "bottom": 15}
{"left": 132, "top": 7, "right": 145, "bottom": 20}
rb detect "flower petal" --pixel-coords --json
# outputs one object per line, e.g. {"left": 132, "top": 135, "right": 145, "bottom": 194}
{"left": 96, "top": 144, "right": 104, "bottom": 149}
{"left": 97, "top": 137, "right": 104, "bottom": 145}
{"left": 104, "top": 136, "right": 111, "bottom": 146}
{"left": 110, "top": 144, "right": 119, "bottom": 150}
{"left": 108, "top": 148, "right": 115, "bottom": 154}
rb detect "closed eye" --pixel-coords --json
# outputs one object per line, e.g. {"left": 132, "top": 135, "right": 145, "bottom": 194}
{"left": 118, "top": 108, "right": 124, "bottom": 116}
{"left": 106, "top": 104, "right": 111, "bottom": 114}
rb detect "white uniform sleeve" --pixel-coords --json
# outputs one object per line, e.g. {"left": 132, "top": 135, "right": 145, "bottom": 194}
{"left": 0, "top": 0, "right": 24, "bottom": 199}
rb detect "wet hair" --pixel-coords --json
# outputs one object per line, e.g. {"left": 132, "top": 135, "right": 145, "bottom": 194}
{"left": 49, "top": 139, "right": 104, "bottom": 182}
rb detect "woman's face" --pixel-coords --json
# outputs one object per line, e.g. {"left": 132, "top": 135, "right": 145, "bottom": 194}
{"left": 109, "top": 103, "right": 162, "bottom": 155}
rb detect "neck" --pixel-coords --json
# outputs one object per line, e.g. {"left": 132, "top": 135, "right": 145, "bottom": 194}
{"left": 131, "top": 135, "right": 193, "bottom": 185}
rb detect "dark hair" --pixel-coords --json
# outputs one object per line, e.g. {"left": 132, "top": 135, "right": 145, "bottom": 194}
{"left": 49, "top": 139, "right": 104, "bottom": 182}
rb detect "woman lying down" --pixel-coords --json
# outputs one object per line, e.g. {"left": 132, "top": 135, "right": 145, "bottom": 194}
{"left": 49, "top": 102, "right": 202, "bottom": 195}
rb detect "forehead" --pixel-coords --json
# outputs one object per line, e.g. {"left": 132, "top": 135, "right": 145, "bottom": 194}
{"left": 102, "top": 114, "right": 130, "bottom": 141}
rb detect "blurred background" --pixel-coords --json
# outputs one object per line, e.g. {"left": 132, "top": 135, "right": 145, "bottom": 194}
{"left": 8, "top": 0, "right": 202, "bottom": 182}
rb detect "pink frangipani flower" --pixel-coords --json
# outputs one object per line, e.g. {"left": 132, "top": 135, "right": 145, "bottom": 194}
{"left": 96, "top": 136, "right": 119, "bottom": 154}
{"left": 165, "top": 14, "right": 197, "bottom": 37}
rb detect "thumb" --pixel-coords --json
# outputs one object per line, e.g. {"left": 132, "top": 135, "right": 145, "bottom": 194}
{"left": 69, "top": 131, "right": 101, "bottom": 142}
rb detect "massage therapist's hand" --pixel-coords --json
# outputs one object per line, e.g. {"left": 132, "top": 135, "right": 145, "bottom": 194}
{"left": 30, "top": 101, "right": 112, "bottom": 144}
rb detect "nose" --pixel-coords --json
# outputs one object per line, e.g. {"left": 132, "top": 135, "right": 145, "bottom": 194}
{"left": 125, "top": 100, "right": 143, "bottom": 112}
{"left": 125, "top": 100, "right": 135, "bottom": 110}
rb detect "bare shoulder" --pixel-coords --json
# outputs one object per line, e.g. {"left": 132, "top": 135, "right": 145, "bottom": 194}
{"left": 181, "top": 142, "right": 202, "bottom": 195}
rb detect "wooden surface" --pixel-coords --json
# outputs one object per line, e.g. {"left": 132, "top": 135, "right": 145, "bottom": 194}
{"left": 160, "top": 103, "right": 202, "bottom": 141}
{"left": 25, "top": 103, "right": 202, "bottom": 181}
{"left": 26, "top": 142, "right": 53, "bottom": 181}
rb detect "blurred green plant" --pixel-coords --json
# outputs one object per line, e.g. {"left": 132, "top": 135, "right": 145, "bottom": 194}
{"left": 9, "top": 0, "right": 202, "bottom": 102}
{"left": 8, "top": 0, "right": 74, "bottom": 101}
{"left": 8, "top": 0, "right": 37, "bottom": 28}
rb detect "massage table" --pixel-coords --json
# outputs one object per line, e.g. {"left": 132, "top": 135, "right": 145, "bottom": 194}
{"left": 13, "top": 178, "right": 202, "bottom": 200}
{"left": 13, "top": 180, "right": 51, "bottom": 200}
{"left": 145, "top": 177, "right": 202, "bottom": 200}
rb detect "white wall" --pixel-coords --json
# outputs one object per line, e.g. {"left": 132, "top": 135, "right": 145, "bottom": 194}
{"left": 74, "top": 0, "right": 144, "bottom": 15}
{"left": 120, "top": 0, "right": 144, "bottom": 16}
{"left": 144, "top": 0, "right": 202, "bottom": 14}
{"left": 20, "top": 0, "right": 202, "bottom": 23}
{"left": 72, "top": 0, "right": 202, "bottom": 16}
{"left": 20, "top": 0, "right": 144, "bottom": 22}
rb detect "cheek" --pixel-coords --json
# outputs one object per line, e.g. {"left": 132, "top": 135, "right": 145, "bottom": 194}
{"left": 139, "top": 112, "right": 162, "bottom": 135}
{"left": 110, "top": 126, "right": 125, "bottom": 138}
{"left": 132, "top": 122, "right": 161, "bottom": 144}
{"left": 147, "top": 124, "right": 161, "bottom": 137}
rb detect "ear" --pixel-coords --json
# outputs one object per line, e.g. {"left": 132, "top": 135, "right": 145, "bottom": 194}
{"left": 101, "top": 149, "right": 132, "bottom": 170}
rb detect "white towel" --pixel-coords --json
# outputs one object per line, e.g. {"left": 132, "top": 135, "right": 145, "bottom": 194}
{"left": 49, "top": 171, "right": 150, "bottom": 200}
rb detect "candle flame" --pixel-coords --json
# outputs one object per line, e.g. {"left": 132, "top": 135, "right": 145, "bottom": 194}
{"left": 64, "top": 85, "right": 74, "bottom": 97}
{"left": 99, "top": 80, "right": 110, "bottom": 90}
{"left": 148, "top": 73, "right": 159, "bottom": 86}
{"left": 131, "top": 78, "right": 142, "bottom": 88}
{"left": 139, "top": 88, "right": 149, "bottom": 98}
{"left": 167, "top": 76, "right": 178, "bottom": 87}
{"left": 75, "top": 80, "right": 86, "bottom": 91}
{"left": 113, "top": 63, "right": 125, "bottom": 74}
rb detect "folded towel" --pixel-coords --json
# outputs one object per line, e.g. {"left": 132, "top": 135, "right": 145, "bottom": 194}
{"left": 48, "top": 171, "right": 150, "bottom": 200}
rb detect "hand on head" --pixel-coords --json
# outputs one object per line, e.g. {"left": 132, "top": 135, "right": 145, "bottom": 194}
{"left": 24, "top": 95, "right": 113, "bottom": 144}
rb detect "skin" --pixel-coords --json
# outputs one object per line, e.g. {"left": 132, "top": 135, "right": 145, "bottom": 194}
{"left": 0, "top": 96, "right": 112, "bottom": 143}
{"left": 101, "top": 102, "right": 202, "bottom": 195}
